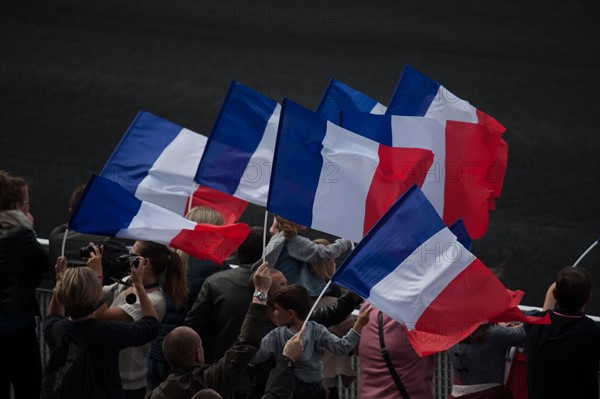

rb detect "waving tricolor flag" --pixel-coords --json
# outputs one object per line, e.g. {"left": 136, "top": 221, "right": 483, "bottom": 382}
{"left": 331, "top": 185, "right": 549, "bottom": 356}
{"left": 267, "top": 99, "right": 434, "bottom": 242}
{"left": 387, "top": 65, "right": 507, "bottom": 210}
{"left": 342, "top": 111, "right": 499, "bottom": 238}
{"left": 69, "top": 176, "right": 250, "bottom": 264}
{"left": 316, "top": 78, "right": 386, "bottom": 124}
{"left": 100, "top": 111, "right": 247, "bottom": 225}
{"left": 195, "top": 81, "right": 280, "bottom": 207}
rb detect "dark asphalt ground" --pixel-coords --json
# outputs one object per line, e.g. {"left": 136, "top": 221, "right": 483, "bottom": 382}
{"left": 1, "top": 1, "right": 599, "bottom": 312}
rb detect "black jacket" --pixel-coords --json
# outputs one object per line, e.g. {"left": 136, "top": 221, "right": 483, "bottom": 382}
{"left": 0, "top": 225, "right": 50, "bottom": 317}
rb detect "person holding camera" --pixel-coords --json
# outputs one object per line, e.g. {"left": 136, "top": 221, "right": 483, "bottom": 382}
{"left": 48, "top": 184, "right": 132, "bottom": 285}
{"left": 43, "top": 256, "right": 160, "bottom": 399}
{"left": 90, "top": 240, "right": 188, "bottom": 399}
{"left": 0, "top": 170, "right": 51, "bottom": 399}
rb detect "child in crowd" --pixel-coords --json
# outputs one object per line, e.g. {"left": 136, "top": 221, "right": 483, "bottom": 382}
{"left": 251, "top": 284, "right": 371, "bottom": 399}
{"left": 258, "top": 216, "right": 352, "bottom": 298}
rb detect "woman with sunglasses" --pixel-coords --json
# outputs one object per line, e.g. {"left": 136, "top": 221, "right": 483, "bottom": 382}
{"left": 89, "top": 240, "right": 187, "bottom": 399}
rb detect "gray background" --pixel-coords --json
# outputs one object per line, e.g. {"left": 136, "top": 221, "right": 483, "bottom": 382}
{"left": 1, "top": 1, "right": 598, "bottom": 312}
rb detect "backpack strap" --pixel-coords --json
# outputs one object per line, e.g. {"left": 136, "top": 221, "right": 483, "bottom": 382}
{"left": 52, "top": 319, "right": 98, "bottom": 357}
{"left": 378, "top": 311, "right": 411, "bottom": 399}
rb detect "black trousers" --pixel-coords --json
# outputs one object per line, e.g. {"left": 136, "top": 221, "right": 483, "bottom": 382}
{"left": 0, "top": 323, "right": 42, "bottom": 399}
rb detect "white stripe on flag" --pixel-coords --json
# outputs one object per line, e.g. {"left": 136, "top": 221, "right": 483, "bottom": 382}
{"left": 370, "top": 102, "right": 387, "bottom": 114}
{"left": 368, "top": 227, "right": 474, "bottom": 329}
{"left": 312, "top": 121, "right": 379, "bottom": 242}
{"left": 233, "top": 103, "right": 281, "bottom": 207}
{"left": 118, "top": 201, "right": 198, "bottom": 243}
{"left": 425, "top": 86, "right": 478, "bottom": 123}
{"left": 136, "top": 128, "right": 206, "bottom": 215}
{"left": 389, "top": 116, "right": 446, "bottom": 216}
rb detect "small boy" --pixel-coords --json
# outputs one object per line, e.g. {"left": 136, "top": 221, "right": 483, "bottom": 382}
{"left": 252, "top": 284, "right": 371, "bottom": 399}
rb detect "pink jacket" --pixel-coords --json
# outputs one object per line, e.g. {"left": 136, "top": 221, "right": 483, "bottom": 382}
{"left": 358, "top": 305, "right": 434, "bottom": 399}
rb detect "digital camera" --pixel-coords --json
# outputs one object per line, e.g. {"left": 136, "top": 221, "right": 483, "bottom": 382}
{"left": 115, "top": 254, "right": 141, "bottom": 268}
{"left": 79, "top": 245, "right": 96, "bottom": 258}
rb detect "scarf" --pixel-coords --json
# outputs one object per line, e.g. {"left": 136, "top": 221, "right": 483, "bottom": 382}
{"left": 0, "top": 209, "right": 33, "bottom": 230}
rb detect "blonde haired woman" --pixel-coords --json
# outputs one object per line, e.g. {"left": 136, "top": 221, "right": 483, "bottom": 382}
{"left": 43, "top": 258, "right": 160, "bottom": 399}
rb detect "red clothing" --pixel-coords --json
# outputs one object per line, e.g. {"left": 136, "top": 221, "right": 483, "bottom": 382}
{"left": 358, "top": 305, "right": 434, "bottom": 399}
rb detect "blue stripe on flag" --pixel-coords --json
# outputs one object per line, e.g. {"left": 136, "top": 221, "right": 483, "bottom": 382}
{"left": 340, "top": 111, "right": 394, "bottom": 146}
{"left": 100, "top": 111, "right": 182, "bottom": 193}
{"left": 316, "top": 78, "right": 379, "bottom": 125}
{"left": 195, "top": 81, "right": 278, "bottom": 195}
{"left": 332, "top": 185, "right": 445, "bottom": 298}
{"left": 386, "top": 65, "right": 440, "bottom": 116}
{"left": 267, "top": 99, "right": 327, "bottom": 226}
{"left": 449, "top": 218, "right": 472, "bottom": 251}
{"left": 69, "top": 175, "right": 142, "bottom": 236}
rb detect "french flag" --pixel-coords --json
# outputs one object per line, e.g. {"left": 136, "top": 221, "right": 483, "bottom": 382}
{"left": 387, "top": 65, "right": 507, "bottom": 209}
{"left": 69, "top": 175, "right": 250, "bottom": 264}
{"left": 267, "top": 99, "right": 433, "bottom": 243}
{"left": 100, "top": 111, "right": 247, "bottom": 225}
{"left": 342, "top": 111, "right": 499, "bottom": 238}
{"left": 316, "top": 78, "right": 386, "bottom": 125}
{"left": 331, "top": 185, "right": 549, "bottom": 356}
{"left": 195, "top": 81, "right": 280, "bottom": 207}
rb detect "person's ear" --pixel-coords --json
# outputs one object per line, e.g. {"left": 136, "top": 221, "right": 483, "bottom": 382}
{"left": 196, "top": 346, "right": 204, "bottom": 365}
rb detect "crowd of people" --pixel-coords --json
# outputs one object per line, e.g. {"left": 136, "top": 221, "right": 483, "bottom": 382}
{"left": 1, "top": 169, "right": 599, "bottom": 399}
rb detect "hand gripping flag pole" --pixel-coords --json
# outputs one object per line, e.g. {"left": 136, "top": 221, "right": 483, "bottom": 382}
{"left": 572, "top": 238, "right": 600, "bottom": 267}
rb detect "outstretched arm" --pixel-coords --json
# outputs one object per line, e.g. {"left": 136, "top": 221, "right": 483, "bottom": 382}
{"left": 47, "top": 256, "right": 68, "bottom": 317}
{"left": 287, "top": 235, "right": 352, "bottom": 263}
{"left": 542, "top": 282, "right": 557, "bottom": 311}
{"left": 198, "top": 263, "right": 273, "bottom": 397}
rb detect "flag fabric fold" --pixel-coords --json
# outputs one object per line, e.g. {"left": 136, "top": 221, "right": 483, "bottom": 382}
{"left": 69, "top": 175, "right": 250, "bottom": 264}
{"left": 100, "top": 110, "right": 247, "bottom": 225}
{"left": 267, "top": 99, "right": 433, "bottom": 242}
{"left": 342, "top": 111, "right": 500, "bottom": 238}
{"left": 331, "top": 185, "right": 549, "bottom": 356}
{"left": 387, "top": 65, "right": 507, "bottom": 209}
{"left": 195, "top": 81, "right": 280, "bottom": 207}
{"left": 316, "top": 78, "right": 386, "bottom": 125}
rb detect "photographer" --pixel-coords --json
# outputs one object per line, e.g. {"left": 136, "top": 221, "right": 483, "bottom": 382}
{"left": 43, "top": 257, "right": 160, "bottom": 399}
{"left": 91, "top": 240, "right": 187, "bottom": 399}
{"left": 48, "top": 184, "right": 132, "bottom": 285}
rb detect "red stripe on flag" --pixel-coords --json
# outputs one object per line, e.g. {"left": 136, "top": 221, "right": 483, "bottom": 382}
{"left": 443, "top": 120, "right": 501, "bottom": 238}
{"left": 407, "top": 259, "right": 512, "bottom": 356}
{"left": 169, "top": 222, "right": 250, "bottom": 264}
{"left": 363, "top": 146, "right": 433, "bottom": 236}
{"left": 476, "top": 108, "right": 508, "bottom": 205}
{"left": 489, "top": 289, "right": 550, "bottom": 325}
{"left": 187, "top": 186, "right": 248, "bottom": 225}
